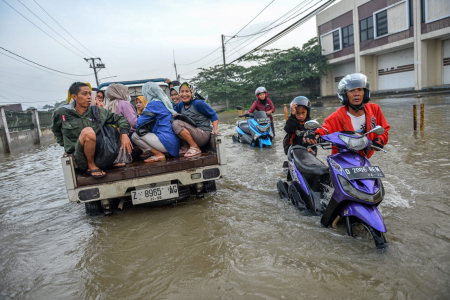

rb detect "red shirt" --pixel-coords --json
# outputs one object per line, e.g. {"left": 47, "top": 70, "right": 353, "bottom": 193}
{"left": 315, "top": 103, "right": 390, "bottom": 159}
{"left": 248, "top": 98, "right": 275, "bottom": 122}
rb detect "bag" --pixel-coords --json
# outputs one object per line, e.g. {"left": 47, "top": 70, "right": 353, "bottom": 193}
{"left": 114, "top": 148, "right": 133, "bottom": 164}
{"left": 172, "top": 114, "right": 197, "bottom": 127}
{"left": 92, "top": 106, "right": 121, "bottom": 169}
{"left": 136, "top": 111, "right": 156, "bottom": 137}
{"left": 283, "top": 124, "right": 297, "bottom": 155}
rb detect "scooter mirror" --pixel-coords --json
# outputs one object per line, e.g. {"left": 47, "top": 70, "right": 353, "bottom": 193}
{"left": 366, "top": 125, "right": 384, "bottom": 135}
{"left": 304, "top": 120, "right": 321, "bottom": 130}
{"left": 235, "top": 106, "right": 243, "bottom": 110}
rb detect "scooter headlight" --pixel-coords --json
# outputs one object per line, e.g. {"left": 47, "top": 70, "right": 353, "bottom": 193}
{"left": 339, "top": 135, "right": 368, "bottom": 151}
{"left": 256, "top": 125, "right": 270, "bottom": 133}
{"left": 338, "top": 175, "right": 384, "bottom": 203}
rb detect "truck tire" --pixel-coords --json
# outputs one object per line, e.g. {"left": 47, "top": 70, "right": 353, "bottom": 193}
{"left": 178, "top": 185, "right": 191, "bottom": 201}
{"left": 85, "top": 200, "right": 103, "bottom": 216}
{"left": 204, "top": 180, "right": 217, "bottom": 193}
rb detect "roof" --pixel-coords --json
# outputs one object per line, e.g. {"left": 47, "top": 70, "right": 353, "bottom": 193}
{"left": 97, "top": 78, "right": 167, "bottom": 89}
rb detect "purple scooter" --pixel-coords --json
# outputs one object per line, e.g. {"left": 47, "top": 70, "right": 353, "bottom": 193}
{"left": 277, "top": 120, "right": 388, "bottom": 248}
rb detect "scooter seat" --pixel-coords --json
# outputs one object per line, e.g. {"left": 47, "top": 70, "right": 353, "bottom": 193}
{"left": 236, "top": 120, "right": 252, "bottom": 135}
{"left": 292, "top": 148, "right": 329, "bottom": 176}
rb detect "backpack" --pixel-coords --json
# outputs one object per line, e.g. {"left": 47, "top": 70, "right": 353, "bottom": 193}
{"left": 282, "top": 124, "right": 297, "bottom": 155}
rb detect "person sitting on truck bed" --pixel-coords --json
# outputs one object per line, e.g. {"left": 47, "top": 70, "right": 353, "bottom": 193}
{"left": 52, "top": 82, "right": 132, "bottom": 178}
{"left": 105, "top": 83, "right": 137, "bottom": 134}
{"left": 92, "top": 88, "right": 105, "bottom": 108}
{"left": 172, "top": 82, "right": 220, "bottom": 158}
{"left": 170, "top": 86, "right": 180, "bottom": 106}
{"left": 132, "top": 82, "right": 180, "bottom": 162}
{"left": 135, "top": 96, "right": 148, "bottom": 116}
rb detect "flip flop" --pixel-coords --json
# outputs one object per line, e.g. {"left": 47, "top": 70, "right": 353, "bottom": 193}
{"left": 144, "top": 156, "right": 166, "bottom": 163}
{"left": 86, "top": 169, "right": 106, "bottom": 178}
{"left": 179, "top": 148, "right": 189, "bottom": 156}
{"left": 140, "top": 150, "right": 153, "bottom": 159}
{"left": 184, "top": 147, "right": 202, "bottom": 158}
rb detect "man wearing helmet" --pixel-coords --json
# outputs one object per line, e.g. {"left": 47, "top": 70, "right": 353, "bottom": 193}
{"left": 307, "top": 73, "right": 390, "bottom": 159}
{"left": 245, "top": 86, "right": 276, "bottom": 136}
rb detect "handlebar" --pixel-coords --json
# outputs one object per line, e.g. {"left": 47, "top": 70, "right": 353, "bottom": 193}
{"left": 239, "top": 114, "right": 254, "bottom": 118}
{"left": 307, "top": 142, "right": 331, "bottom": 149}
{"left": 371, "top": 145, "right": 387, "bottom": 153}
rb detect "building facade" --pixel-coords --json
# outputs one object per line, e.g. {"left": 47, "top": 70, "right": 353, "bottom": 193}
{"left": 317, "top": 0, "right": 450, "bottom": 96}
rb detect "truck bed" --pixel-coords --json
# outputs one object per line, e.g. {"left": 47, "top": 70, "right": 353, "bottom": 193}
{"left": 76, "top": 151, "right": 218, "bottom": 187}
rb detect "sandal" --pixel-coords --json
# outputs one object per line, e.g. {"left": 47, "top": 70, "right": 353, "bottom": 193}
{"left": 179, "top": 148, "right": 189, "bottom": 156}
{"left": 140, "top": 150, "right": 153, "bottom": 159}
{"left": 86, "top": 169, "right": 106, "bottom": 178}
{"left": 184, "top": 147, "right": 202, "bottom": 158}
{"left": 144, "top": 156, "right": 166, "bottom": 163}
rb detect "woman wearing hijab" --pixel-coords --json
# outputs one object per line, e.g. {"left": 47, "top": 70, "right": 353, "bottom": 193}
{"left": 172, "top": 82, "right": 220, "bottom": 158}
{"left": 132, "top": 82, "right": 180, "bottom": 163}
{"left": 105, "top": 83, "right": 137, "bottom": 132}
{"left": 170, "top": 86, "right": 180, "bottom": 106}
{"left": 135, "top": 96, "right": 148, "bottom": 116}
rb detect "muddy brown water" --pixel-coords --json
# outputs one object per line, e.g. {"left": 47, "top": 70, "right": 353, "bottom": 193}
{"left": 1, "top": 96, "right": 449, "bottom": 299}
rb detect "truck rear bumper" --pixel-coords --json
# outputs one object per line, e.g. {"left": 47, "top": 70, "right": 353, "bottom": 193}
{"left": 65, "top": 164, "right": 226, "bottom": 203}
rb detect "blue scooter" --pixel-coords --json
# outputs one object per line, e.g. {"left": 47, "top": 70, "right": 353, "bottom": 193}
{"left": 277, "top": 120, "right": 388, "bottom": 248}
{"left": 232, "top": 105, "right": 273, "bottom": 148}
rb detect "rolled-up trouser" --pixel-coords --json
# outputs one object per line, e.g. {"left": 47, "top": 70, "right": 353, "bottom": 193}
{"left": 172, "top": 120, "right": 211, "bottom": 147}
{"left": 131, "top": 132, "right": 168, "bottom": 153}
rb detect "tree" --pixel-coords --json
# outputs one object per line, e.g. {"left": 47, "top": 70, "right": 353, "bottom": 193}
{"left": 192, "top": 38, "right": 331, "bottom": 106}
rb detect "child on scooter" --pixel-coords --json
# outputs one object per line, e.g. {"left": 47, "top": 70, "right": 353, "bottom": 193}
{"left": 283, "top": 96, "right": 317, "bottom": 155}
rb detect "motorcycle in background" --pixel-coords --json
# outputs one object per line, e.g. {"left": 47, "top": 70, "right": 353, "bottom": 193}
{"left": 232, "top": 105, "right": 274, "bottom": 148}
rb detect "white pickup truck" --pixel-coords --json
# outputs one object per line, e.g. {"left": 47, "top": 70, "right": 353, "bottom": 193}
{"left": 61, "top": 78, "right": 227, "bottom": 215}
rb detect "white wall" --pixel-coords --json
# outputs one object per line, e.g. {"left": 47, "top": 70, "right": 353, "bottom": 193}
{"left": 333, "top": 61, "right": 356, "bottom": 92}
{"left": 378, "top": 48, "right": 415, "bottom": 90}
{"left": 443, "top": 39, "right": 450, "bottom": 85}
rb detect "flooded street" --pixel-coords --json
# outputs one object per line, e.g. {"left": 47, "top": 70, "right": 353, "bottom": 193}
{"left": 1, "top": 95, "right": 449, "bottom": 299}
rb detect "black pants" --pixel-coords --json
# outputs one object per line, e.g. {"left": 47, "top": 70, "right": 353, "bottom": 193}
{"left": 271, "top": 122, "right": 275, "bottom": 137}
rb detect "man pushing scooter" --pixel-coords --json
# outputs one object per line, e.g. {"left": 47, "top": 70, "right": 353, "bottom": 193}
{"left": 306, "top": 73, "right": 390, "bottom": 158}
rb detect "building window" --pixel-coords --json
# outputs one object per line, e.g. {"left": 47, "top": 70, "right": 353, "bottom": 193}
{"left": 333, "top": 30, "right": 340, "bottom": 51}
{"left": 376, "top": 10, "right": 388, "bottom": 36}
{"left": 360, "top": 17, "right": 374, "bottom": 42}
{"left": 342, "top": 25, "right": 354, "bottom": 47}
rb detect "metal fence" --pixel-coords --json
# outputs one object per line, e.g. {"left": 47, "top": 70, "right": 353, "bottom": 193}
{"left": 38, "top": 111, "right": 53, "bottom": 128}
{"left": 5, "top": 111, "right": 34, "bottom": 132}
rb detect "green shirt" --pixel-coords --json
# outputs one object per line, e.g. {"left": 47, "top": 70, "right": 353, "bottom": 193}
{"left": 52, "top": 102, "right": 130, "bottom": 153}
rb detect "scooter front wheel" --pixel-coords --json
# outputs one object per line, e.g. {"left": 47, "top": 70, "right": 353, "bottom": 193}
{"left": 351, "top": 222, "right": 387, "bottom": 249}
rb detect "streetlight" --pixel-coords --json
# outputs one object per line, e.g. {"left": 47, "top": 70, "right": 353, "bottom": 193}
{"left": 98, "top": 76, "right": 117, "bottom": 83}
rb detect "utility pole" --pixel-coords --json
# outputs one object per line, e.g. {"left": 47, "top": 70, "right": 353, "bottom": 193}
{"left": 221, "top": 34, "right": 229, "bottom": 109}
{"left": 84, "top": 58, "right": 105, "bottom": 87}
{"left": 173, "top": 50, "right": 178, "bottom": 79}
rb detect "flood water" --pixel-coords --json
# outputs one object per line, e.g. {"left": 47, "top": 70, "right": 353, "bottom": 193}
{"left": 1, "top": 95, "right": 449, "bottom": 299}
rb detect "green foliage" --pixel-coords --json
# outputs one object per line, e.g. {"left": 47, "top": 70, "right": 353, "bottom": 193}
{"left": 192, "top": 38, "right": 331, "bottom": 106}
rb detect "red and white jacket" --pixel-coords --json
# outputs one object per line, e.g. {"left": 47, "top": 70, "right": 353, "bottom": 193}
{"left": 315, "top": 103, "right": 390, "bottom": 159}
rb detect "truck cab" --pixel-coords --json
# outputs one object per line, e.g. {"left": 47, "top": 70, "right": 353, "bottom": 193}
{"left": 61, "top": 78, "right": 227, "bottom": 215}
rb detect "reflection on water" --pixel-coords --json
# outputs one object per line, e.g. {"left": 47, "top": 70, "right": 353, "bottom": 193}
{"left": 1, "top": 96, "right": 449, "bottom": 299}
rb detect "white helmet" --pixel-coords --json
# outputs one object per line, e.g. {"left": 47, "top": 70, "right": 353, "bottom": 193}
{"left": 255, "top": 86, "right": 267, "bottom": 100}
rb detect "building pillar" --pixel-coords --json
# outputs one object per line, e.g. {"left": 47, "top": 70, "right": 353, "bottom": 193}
{"left": 0, "top": 107, "right": 11, "bottom": 153}
{"left": 413, "top": 0, "right": 423, "bottom": 90}
{"left": 31, "top": 109, "right": 42, "bottom": 144}
{"left": 353, "top": 0, "right": 361, "bottom": 72}
{"left": 320, "top": 68, "right": 335, "bottom": 97}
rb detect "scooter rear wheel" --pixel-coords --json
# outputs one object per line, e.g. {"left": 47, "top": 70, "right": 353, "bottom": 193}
{"left": 351, "top": 222, "right": 387, "bottom": 249}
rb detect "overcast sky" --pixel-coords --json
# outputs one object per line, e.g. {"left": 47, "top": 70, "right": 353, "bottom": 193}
{"left": 0, "top": 0, "right": 321, "bottom": 108}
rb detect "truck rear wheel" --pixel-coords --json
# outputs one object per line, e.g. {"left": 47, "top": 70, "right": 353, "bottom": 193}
{"left": 85, "top": 200, "right": 103, "bottom": 215}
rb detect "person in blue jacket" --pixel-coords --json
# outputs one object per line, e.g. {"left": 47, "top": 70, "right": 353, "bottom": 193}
{"left": 172, "top": 82, "right": 220, "bottom": 158}
{"left": 132, "top": 82, "right": 180, "bottom": 163}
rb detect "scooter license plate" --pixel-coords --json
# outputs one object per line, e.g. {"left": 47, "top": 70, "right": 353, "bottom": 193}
{"left": 343, "top": 166, "right": 385, "bottom": 180}
{"left": 131, "top": 184, "right": 179, "bottom": 205}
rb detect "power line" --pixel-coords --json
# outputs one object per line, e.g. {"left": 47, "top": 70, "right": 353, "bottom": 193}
{"left": 0, "top": 47, "right": 93, "bottom": 76}
{"left": 178, "top": 0, "right": 274, "bottom": 67}
{"left": 0, "top": 0, "right": 84, "bottom": 59}
{"left": 181, "top": 0, "right": 313, "bottom": 76}
{"left": 32, "top": 0, "right": 97, "bottom": 57}
{"left": 0, "top": 81, "right": 59, "bottom": 93}
{"left": 0, "top": 52, "right": 79, "bottom": 81}
{"left": 0, "top": 88, "right": 62, "bottom": 102}
{"left": 16, "top": 0, "right": 90, "bottom": 57}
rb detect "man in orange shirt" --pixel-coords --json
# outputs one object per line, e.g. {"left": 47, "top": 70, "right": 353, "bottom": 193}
{"left": 307, "top": 73, "right": 390, "bottom": 159}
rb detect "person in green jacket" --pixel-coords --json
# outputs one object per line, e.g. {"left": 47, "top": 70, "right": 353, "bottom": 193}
{"left": 52, "top": 82, "right": 132, "bottom": 178}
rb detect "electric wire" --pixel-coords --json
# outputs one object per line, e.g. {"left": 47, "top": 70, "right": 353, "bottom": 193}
{"left": 181, "top": 0, "right": 313, "bottom": 76}
{"left": 16, "top": 0, "right": 90, "bottom": 57}
{"left": 0, "top": 47, "right": 93, "bottom": 76}
{"left": 0, "top": 88, "right": 62, "bottom": 102}
{"left": 0, "top": 52, "right": 80, "bottom": 81}
{"left": 0, "top": 81, "right": 59, "bottom": 93}
{"left": 32, "top": 0, "right": 98, "bottom": 57}
{"left": 0, "top": 0, "right": 85, "bottom": 59}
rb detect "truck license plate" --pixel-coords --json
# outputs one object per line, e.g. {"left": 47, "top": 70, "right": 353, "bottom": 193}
{"left": 131, "top": 184, "right": 179, "bottom": 205}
